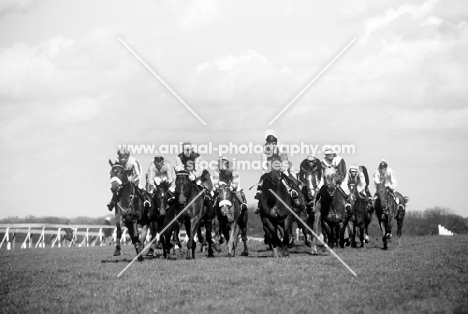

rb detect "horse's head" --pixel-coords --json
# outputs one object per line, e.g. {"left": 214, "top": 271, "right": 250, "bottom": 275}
{"left": 217, "top": 182, "right": 234, "bottom": 222}
{"left": 109, "top": 159, "right": 127, "bottom": 193}
{"left": 348, "top": 183, "right": 357, "bottom": 205}
{"left": 175, "top": 170, "right": 191, "bottom": 204}
{"left": 306, "top": 173, "right": 317, "bottom": 199}
{"left": 324, "top": 167, "right": 337, "bottom": 197}
{"left": 154, "top": 180, "right": 171, "bottom": 215}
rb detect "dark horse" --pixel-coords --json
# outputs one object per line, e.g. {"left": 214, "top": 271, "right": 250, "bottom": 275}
{"left": 109, "top": 160, "right": 146, "bottom": 261}
{"left": 260, "top": 162, "right": 294, "bottom": 257}
{"left": 346, "top": 183, "right": 371, "bottom": 248}
{"left": 374, "top": 184, "right": 408, "bottom": 250}
{"left": 318, "top": 167, "right": 347, "bottom": 249}
{"left": 216, "top": 183, "right": 249, "bottom": 257}
{"left": 147, "top": 180, "right": 177, "bottom": 258}
{"left": 299, "top": 158, "right": 323, "bottom": 254}
{"left": 169, "top": 170, "right": 214, "bottom": 259}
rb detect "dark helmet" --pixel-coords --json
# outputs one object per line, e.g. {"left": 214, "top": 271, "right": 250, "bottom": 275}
{"left": 264, "top": 129, "right": 278, "bottom": 144}
{"left": 378, "top": 159, "right": 388, "bottom": 170}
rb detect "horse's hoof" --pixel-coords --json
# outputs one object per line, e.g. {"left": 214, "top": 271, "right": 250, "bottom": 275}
{"left": 113, "top": 249, "right": 121, "bottom": 256}
{"left": 383, "top": 243, "right": 388, "bottom": 250}
{"left": 146, "top": 248, "right": 154, "bottom": 257}
{"left": 241, "top": 251, "right": 249, "bottom": 257}
{"left": 227, "top": 253, "right": 232, "bottom": 257}
{"left": 397, "top": 230, "right": 402, "bottom": 237}
{"left": 351, "top": 243, "right": 357, "bottom": 248}
{"left": 137, "top": 255, "right": 144, "bottom": 262}
{"left": 311, "top": 246, "right": 318, "bottom": 255}
{"left": 304, "top": 240, "right": 311, "bottom": 248}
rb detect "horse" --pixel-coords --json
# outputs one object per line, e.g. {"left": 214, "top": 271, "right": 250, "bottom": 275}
{"left": 216, "top": 183, "right": 249, "bottom": 257}
{"left": 169, "top": 170, "right": 212, "bottom": 259}
{"left": 142, "top": 180, "right": 176, "bottom": 258}
{"left": 301, "top": 172, "right": 324, "bottom": 254}
{"left": 108, "top": 160, "right": 147, "bottom": 261}
{"left": 259, "top": 160, "right": 294, "bottom": 257}
{"left": 374, "top": 184, "right": 408, "bottom": 250}
{"left": 346, "top": 183, "right": 369, "bottom": 248}
{"left": 318, "top": 167, "right": 347, "bottom": 249}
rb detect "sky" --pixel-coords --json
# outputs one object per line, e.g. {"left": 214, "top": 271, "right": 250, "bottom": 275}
{"left": 0, "top": 0, "right": 467, "bottom": 219}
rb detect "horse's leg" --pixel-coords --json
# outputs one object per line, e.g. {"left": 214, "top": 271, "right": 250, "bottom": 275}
{"left": 287, "top": 221, "right": 294, "bottom": 248}
{"left": 204, "top": 217, "right": 214, "bottom": 257}
{"left": 321, "top": 220, "right": 332, "bottom": 248}
{"left": 380, "top": 215, "right": 388, "bottom": 250}
{"left": 184, "top": 219, "right": 193, "bottom": 259}
{"left": 227, "top": 222, "right": 235, "bottom": 257}
{"left": 396, "top": 207, "right": 405, "bottom": 237}
{"left": 282, "top": 216, "right": 292, "bottom": 257}
{"left": 114, "top": 212, "right": 122, "bottom": 256}
{"left": 263, "top": 217, "right": 279, "bottom": 257}
{"left": 349, "top": 218, "right": 357, "bottom": 248}
{"left": 132, "top": 219, "right": 144, "bottom": 261}
{"left": 240, "top": 212, "right": 249, "bottom": 256}
{"left": 359, "top": 223, "right": 365, "bottom": 248}
{"left": 364, "top": 209, "right": 372, "bottom": 243}
{"left": 190, "top": 215, "right": 202, "bottom": 259}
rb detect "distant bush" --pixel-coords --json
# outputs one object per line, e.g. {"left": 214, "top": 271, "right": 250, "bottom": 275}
{"left": 1, "top": 207, "right": 466, "bottom": 239}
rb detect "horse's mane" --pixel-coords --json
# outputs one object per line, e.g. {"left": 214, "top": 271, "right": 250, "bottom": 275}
{"left": 158, "top": 180, "right": 171, "bottom": 190}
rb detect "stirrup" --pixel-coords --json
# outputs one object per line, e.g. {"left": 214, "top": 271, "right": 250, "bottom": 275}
{"left": 289, "top": 189, "right": 298, "bottom": 199}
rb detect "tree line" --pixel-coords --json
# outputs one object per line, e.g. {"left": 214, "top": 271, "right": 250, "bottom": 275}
{"left": 1, "top": 206, "right": 467, "bottom": 237}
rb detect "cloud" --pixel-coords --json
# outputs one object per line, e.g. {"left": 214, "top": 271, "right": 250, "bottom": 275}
{"left": 363, "top": 0, "right": 442, "bottom": 40}
{"left": 166, "top": 0, "right": 220, "bottom": 31}
{"left": 195, "top": 50, "right": 268, "bottom": 72}
{"left": 0, "top": 0, "right": 35, "bottom": 17}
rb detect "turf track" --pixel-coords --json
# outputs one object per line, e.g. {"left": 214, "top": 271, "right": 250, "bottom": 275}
{"left": 1, "top": 235, "right": 467, "bottom": 313}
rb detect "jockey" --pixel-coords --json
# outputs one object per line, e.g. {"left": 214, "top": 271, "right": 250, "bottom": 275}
{"left": 298, "top": 155, "right": 322, "bottom": 207}
{"left": 346, "top": 164, "right": 372, "bottom": 197}
{"left": 344, "top": 164, "right": 367, "bottom": 210}
{"left": 316, "top": 148, "right": 348, "bottom": 201}
{"left": 373, "top": 159, "right": 400, "bottom": 205}
{"left": 254, "top": 130, "right": 299, "bottom": 213}
{"left": 212, "top": 155, "right": 248, "bottom": 212}
{"left": 107, "top": 147, "right": 146, "bottom": 211}
{"left": 175, "top": 141, "right": 212, "bottom": 200}
{"left": 146, "top": 154, "right": 176, "bottom": 196}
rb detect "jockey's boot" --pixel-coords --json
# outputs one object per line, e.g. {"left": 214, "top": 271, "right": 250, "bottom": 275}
{"left": 236, "top": 191, "right": 248, "bottom": 213}
{"left": 280, "top": 177, "right": 299, "bottom": 199}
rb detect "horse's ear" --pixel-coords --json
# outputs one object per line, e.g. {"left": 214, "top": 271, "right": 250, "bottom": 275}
{"left": 404, "top": 196, "right": 409, "bottom": 203}
{"left": 109, "top": 159, "right": 114, "bottom": 167}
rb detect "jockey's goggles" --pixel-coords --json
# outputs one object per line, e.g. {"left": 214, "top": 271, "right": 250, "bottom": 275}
{"left": 154, "top": 157, "right": 164, "bottom": 162}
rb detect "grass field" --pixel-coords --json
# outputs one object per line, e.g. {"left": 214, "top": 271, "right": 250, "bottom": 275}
{"left": 1, "top": 235, "right": 467, "bottom": 314}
